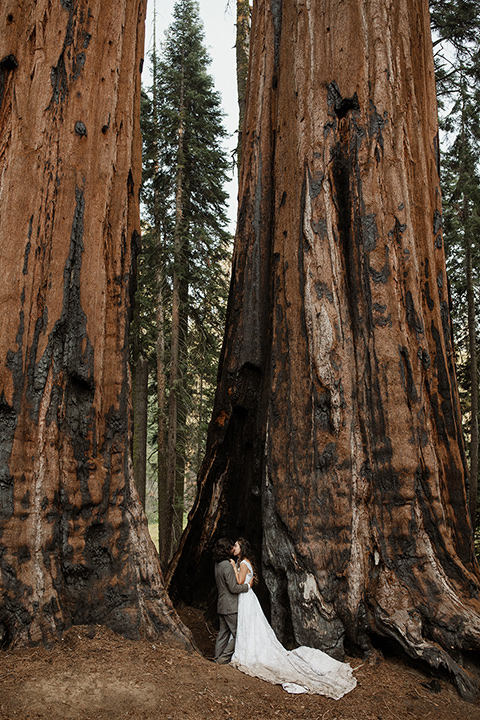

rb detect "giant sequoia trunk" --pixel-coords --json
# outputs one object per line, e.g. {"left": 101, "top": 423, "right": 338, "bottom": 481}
{"left": 0, "top": 0, "right": 191, "bottom": 649}
{"left": 168, "top": 0, "right": 480, "bottom": 699}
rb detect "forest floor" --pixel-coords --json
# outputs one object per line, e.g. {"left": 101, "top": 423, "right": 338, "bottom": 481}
{"left": 1, "top": 605, "right": 479, "bottom": 720}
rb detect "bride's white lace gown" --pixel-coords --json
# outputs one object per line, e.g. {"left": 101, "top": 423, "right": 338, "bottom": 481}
{"left": 231, "top": 560, "right": 357, "bottom": 698}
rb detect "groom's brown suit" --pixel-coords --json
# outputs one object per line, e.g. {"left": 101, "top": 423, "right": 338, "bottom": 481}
{"left": 214, "top": 559, "right": 249, "bottom": 663}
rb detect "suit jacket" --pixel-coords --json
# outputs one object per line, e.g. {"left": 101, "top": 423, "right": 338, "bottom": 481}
{"left": 215, "top": 559, "right": 249, "bottom": 615}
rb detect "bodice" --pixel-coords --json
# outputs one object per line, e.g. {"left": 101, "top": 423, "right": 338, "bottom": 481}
{"left": 240, "top": 559, "right": 253, "bottom": 584}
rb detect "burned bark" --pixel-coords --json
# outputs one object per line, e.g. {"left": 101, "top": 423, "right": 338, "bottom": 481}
{"left": 169, "top": 0, "right": 480, "bottom": 700}
{"left": 0, "top": 0, "right": 191, "bottom": 649}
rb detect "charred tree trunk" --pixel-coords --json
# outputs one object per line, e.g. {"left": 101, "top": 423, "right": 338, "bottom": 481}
{"left": 169, "top": 0, "right": 480, "bottom": 699}
{"left": 0, "top": 0, "right": 191, "bottom": 649}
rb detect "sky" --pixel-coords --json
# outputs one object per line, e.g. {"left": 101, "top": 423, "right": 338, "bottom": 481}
{"left": 143, "top": 0, "right": 239, "bottom": 231}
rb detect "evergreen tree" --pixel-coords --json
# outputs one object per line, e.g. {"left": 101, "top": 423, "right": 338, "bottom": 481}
{"left": 430, "top": 0, "right": 480, "bottom": 529}
{"left": 139, "top": 0, "right": 232, "bottom": 565}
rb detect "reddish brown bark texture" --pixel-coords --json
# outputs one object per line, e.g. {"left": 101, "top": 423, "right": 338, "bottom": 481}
{"left": 169, "top": 0, "right": 480, "bottom": 699}
{"left": 0, "top": 0, "right": 190, "bottom": 648}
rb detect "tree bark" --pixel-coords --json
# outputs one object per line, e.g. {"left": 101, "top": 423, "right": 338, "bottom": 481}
{"left": 0, "top": 0, "right": 191, "bottom": 649}
{"left": 168, "top": 0, "right": 480, "bottom": 699}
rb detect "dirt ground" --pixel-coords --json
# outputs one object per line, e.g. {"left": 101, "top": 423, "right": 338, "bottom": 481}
{"left": 1, "top": 606, "right": 479, "bottom": 720}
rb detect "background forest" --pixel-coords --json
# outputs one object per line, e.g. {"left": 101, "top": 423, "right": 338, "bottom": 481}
{"left": 132, "top": 0, "right": 480, "bottom": 562}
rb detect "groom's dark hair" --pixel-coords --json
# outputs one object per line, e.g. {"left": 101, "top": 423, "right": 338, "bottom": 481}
{"left": 213, "top": 537, "right": 233, "bottom": 563}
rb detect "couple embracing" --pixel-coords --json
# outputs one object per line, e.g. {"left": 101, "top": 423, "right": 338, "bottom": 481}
{"left": 213, "top": 537, "right": 253, "bottom": 664}
{"left": 213, "top": 536, "right": 357, "bottom": 699}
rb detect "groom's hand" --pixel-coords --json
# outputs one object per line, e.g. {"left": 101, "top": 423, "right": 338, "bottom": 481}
{"left": 249, "top": 577, "right": 254, "bottom": 587}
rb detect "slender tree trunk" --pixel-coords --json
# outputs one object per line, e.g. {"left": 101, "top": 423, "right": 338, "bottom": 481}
{"left": 0, "top": 0, "right": 191, "bottom": 649}
{"left": 172, "top": 272, "right": 189, "bottom": 547}
{"left": 133, "top": 355, "right": 149, "bottom": 508}
{"left": 166, "top": 220, "right": 181, "bottom": 563}
{"left": 167, "top": 276, "right": 180, "bottom": 561}
{"left": 196, "top": 368, "right": 205, "bottom": 472}
{"left": 148, "top": 9, "right": 170, "bottom": 566}
{"left": 169, "top": 0, "right": 480, "bottom": 699}
{"left": 131, "top": 263, "right": 145, "bottom": 505}
{"left": 173, "top": 414, "right": 186, "bottom": 547}
{"left": 156, "top": 253, "right": 170, "bottom": 566}
{"left": 466, "top": 232, "right": 479, "bottom": 525}
{"left": 459, "top": 95, "right": 479, "bottom": 528}
{"left": 236, "top": 0, "right": 251, "bottom": 170}
{"left": 166, "top": 61, "right": 186, "bottom": 563}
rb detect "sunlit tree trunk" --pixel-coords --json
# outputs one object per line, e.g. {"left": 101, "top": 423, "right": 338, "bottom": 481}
{"left": 0, "top": 0, "right": 191, "bottom": 649}
{"left": 169, "top": 0, "right": 480, "bottom": 699}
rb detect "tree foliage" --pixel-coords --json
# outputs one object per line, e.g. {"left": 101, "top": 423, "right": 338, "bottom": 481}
{"left": 430, "top": 0, "right": 480, "bottom": 527}
{"left": 135, "top": 0, "right": 232, "bottom": 561}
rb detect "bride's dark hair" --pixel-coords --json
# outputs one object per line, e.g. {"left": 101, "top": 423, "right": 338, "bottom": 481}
{"left": 236, "top": 537, "right": 255, "bottom": 575}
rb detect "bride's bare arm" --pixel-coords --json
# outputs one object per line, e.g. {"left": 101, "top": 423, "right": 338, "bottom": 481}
{"left": 229, "top": 558, "right": 249, "bottom": 584}
{"left": 236, "top": 561, "right": 248, "bottom": 585}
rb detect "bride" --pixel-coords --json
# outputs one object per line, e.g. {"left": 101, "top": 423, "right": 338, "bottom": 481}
{"left": 229, "top": 538, "right": 357, "bottom": 699}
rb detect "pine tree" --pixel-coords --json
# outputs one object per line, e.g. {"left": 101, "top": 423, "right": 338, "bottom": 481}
{"left": 431, "top": 0, "right": 480, "bottom": 528}
{"left": 140, "top": 0, "right": 232, "bottom": 565}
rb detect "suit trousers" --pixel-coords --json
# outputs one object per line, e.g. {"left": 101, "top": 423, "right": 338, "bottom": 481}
{"left": 214, "top": 612, "right": 237, "bottom": 664}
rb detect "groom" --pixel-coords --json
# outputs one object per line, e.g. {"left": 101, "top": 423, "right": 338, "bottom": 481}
{"left": 213, "top": 537, "right": 250, "bottom": 664}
